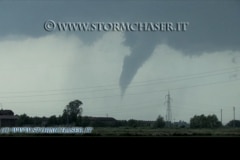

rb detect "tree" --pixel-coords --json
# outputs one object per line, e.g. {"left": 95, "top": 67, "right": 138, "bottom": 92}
{"left": 206, "top": 114, "right": 222, "bottom": 128}
{"left": 128, "top": 119, "right": 138, "bottom": 128}
{"left": 47, "top": 115, "right": 59, "bottom": 126}
{"left": 16, "top": 114, "right": 33, "bottom": 126}
{"left": 226, "top": 120, "right": 240, "bottom": 128}
{"left": 153, "top": 115, "right": 165, "bottom": 128}
{"left": 62, "top": 99, "right": 83, "bottom": 125}
{"left": 32, "top": 116, "right": 44, "bottom": 126}
{"left": 190, "top": 114, "right": 221, "bottom": 128}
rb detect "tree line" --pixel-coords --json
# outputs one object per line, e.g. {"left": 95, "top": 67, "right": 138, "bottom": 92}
{"left": 14, "top": 100, "right": 240, "bottom": 128}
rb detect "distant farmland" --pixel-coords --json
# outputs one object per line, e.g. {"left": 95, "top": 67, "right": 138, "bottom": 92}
{"left": 0, "top": 127, "right": 240, "bottom": 136}
{"left": 90, "top": 127, "right": 240, "bottom": 136}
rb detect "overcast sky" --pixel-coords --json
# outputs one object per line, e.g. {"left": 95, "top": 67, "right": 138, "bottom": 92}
{"left": 0, "top": 0, "right": 239, "bottom": 124}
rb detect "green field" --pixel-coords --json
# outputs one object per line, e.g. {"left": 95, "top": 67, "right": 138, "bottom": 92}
{"left": 1, "top": 127, "right": 240, "bottom": 136}
{"left": 91, "top": 127, "right": 240, "bottom": 136}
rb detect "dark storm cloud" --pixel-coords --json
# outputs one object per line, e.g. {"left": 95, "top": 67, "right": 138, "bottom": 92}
{"left": 0, "top": 1, "right": 239, "bottom": 95}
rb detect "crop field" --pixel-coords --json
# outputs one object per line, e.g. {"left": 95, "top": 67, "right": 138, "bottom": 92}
{"left": 0, "top": 127, "right": 240, "bottom": 136}
{"left": 90, "top": 127, "right": 240, "bottom": 136}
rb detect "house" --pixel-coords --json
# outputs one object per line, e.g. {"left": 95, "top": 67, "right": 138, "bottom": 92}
{"left": 0, "top": 109, "right": 18, "bottom": 127}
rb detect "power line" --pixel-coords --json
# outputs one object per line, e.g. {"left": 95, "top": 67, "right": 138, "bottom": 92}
{"left": 0, "top": 76, "right": 239, "bottom": 101}
{"left": 131, "top": 68, "right": 240, "bottom": 86}
{"left": 0, "top": 65, "right": 239, "bottom": 95}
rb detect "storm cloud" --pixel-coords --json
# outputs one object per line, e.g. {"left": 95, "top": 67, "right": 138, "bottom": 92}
{"left": 119, "top": 2, "right": 240, "bottom": 95}
{"left": 0, "top": 1, "right": 240, "bottom": 122}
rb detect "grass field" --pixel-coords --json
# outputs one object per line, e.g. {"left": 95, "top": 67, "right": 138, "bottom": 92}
{"left": 91, "top": 127, "right": 240, "bottom": 136}
{"left": 1, "top": 127, "right": 240, "bottom": 136}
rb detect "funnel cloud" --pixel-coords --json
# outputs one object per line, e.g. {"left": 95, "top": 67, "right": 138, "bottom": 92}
{"left": 119, "top": 2, "right": 240, "bottom": 96}
{"left": 120, "top": 33, "right": 158, "bottom": 96}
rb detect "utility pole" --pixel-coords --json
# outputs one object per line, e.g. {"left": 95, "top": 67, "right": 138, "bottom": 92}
{"left": 164, "top": 91, "right": 172, "bottom": 127}
{"left": 221, "top": 109, "right": 222, "bottom": 124}
{"left": 233, "top": 106, "right": 235, "bottom": 127}
{"left": 233, "top": 106, "right": 235, "bottom": 121}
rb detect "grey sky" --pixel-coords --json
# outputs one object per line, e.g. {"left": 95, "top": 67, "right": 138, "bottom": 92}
{"left": 0, "top": 0, "right": 239, "bottom": 124}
